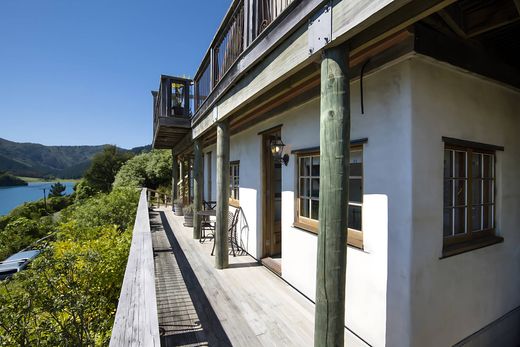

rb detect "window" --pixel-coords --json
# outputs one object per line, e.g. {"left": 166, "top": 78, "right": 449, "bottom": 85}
{"left": 442, "top": 138, "right": 503, "bottom": 256}
{"left": 230, "top": 161, "right": 239, "bottom": 203}
{"left": 295, "top": 146, "right": 364, "bottom": 248}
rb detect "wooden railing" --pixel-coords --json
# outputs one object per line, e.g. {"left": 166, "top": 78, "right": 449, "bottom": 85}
{"left": 214, "top": 1, "right": 245, "bottom": 85}
{"left": 194, "top": 58, "right": 211, "bottom": 110}
{"left": 153, "top": 75, "right": 192, "bottom": 125}
{"left": 110, "top": 189, "right": 160, "bottom": 346}
{"left": 193, "top": 0, "right": 295, "bottom": 112}
{"left": 254, "top": 0, "right": 295, "bottom": 39}
{"left": 147, "top": 189, "right": 172, "bottom": 208}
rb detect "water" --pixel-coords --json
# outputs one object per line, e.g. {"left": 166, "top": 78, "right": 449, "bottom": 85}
{"left": 0, "top": 182, "right": 75, "bottom": 216}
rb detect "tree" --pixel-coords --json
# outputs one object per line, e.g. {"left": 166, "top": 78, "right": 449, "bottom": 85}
{"left": 113, "top": 150, "right": 172, "bottom": 189}
{"left": 83, "top": 145, "right": 133, "bottom": 193}
{"left": 48, "top": 182, "right": 66, "bottom": 197}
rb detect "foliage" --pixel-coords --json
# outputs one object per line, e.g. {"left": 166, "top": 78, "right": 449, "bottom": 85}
{"left": 83, "top": 145, "right": 133, "bottom": 193}
{"left": 113, "top": 150, "right": 172, "bottom": 190}
{"left": 0, "top": 172, "right": 28, "bottom": 187}
{"left": 0, "top": 188, "right": 139, "bottom": 346}
{"left": 48, "top": 182, "right": 66, "bottom": 197}
{"left": 73, "top": 179, "right": 97, "bottom": 201}
{"left": 182, "top": 203, "right": 194, "bottom": 215}
{"left": 0, "top": 217, "right": 53, "bottom": 260}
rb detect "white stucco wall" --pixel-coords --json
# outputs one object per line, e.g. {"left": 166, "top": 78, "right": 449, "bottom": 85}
{"left": 201, "top": 58, "right": 416, "bottom": 346}
{"left": 409, "top": 56, "right": 520, "bottom": 346}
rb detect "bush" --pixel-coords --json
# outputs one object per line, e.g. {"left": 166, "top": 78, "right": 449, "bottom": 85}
{"left": 113, "top": 150, "right": 172, "bottom": 190}
{"left": 0, "top": 217, "right": 53, "bottom": 259}
{"left": 0, "top": 187, "right": 138, "bottom": 346}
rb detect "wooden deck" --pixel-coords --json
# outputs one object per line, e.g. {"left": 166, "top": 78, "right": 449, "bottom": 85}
{"left": 150, "top": 207, "right": 367, "bottom": 347}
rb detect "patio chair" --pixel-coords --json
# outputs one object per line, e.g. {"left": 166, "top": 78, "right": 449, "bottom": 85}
{"left": 211, "top": 208, "right": 241, "bottom": 257}
{"left": 203, "top": 200, "right": 217, "bottom": 210}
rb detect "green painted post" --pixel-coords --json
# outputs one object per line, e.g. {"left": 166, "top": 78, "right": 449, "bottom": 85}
{"left": 193, "top": 139, "right": 203, "bottom": 239}
{"left": 215, "top": 119, "right": 230, "bottom": 269}
{"left": 314, "top": 45, "right": 350, "bottom": 347}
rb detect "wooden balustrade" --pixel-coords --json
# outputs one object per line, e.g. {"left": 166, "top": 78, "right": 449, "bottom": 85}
{"left": 147, "top": 189, "right": 173, "bottom": 208}
{"left": 193, "top": 0, "right": 294, "bottom": 112}
{"left": 110, "top": 189, "right": 160, "bottom": 346}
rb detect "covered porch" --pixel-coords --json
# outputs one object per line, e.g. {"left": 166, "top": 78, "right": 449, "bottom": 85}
{"left": 150, "top": 206, "right": 366, "bottom": 346}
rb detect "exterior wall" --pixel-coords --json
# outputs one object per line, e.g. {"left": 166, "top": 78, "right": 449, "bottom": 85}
{"left": 202, "top": 59, "right": 415, "bottom": 346}
{"left": 409, "top": 56, "right": 520, "bottom": 346}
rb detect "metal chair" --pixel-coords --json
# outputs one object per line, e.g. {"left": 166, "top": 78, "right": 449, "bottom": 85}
{"left": 211, "top": 208, "right": 241, "bottom": 257}
{"left": 203, "top": 200, "right": 217, "bottom": 210}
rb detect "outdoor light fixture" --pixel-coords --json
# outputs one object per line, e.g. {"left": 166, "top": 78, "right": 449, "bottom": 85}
{"left": 270, "top": 136, "right": 289, "bottom": 166}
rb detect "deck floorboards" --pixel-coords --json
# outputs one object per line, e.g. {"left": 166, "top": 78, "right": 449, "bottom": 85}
{"left": 151, "top": 208, "right": 367, "bottom": 347}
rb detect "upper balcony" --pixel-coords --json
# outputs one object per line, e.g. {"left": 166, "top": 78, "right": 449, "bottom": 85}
{"left": 152, "top": 75, "right": 192, "bottom": 149}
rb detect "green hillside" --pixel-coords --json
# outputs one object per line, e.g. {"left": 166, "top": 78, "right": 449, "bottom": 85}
{"left": 0, "top": 138, "right": 151, "bottom": 179}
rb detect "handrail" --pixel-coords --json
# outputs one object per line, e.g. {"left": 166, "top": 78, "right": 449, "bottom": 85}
{"left": 147, "top": 189, "right": 172, "bottom": 208}
{"left": 192, "top": 0, "right": 297, "bottom": 113}
{"left": 110, "top": 189, "right": 160, "bottom": 346}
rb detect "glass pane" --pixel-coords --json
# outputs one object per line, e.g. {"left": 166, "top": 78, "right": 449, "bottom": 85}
{"left": 483, "top": 205, "right": 493, "bottom": 230}
{"left": 300, "top": 157, "right": 311, "bottom": 176}
{"left": 300, "top": 198, "right": 309, "bottom": 218}
{"left": 444, "top": 150, "right": 453, "bottom": 178}
{"left": 349, "top": 178, "right": 362, "bottom": 203}
{"left": 350, "top": 163, "right": 362, "bottom": 177}
{"left": 312, "top": 157, "right": 320, "bottom": 176}
{"left": 454, "top": 151, "right": 467, "bottom": 178}
{"left": 348, "top": 205, "right": 362, "bottom": 231}
{"left": 471, "top": 205, "right": 482, "bottom": 232}
{"left": 444, "top": 179, "right": 453, "bottom": 208}
{"left": 299, "top": 178, "right": 309, "bottom": 198}
{"left": 454, "top": 180, "right": 466, "bottom": 206}
{"left": 443, "top": 208, "right": 453, "bottom": 237}
{"left": 472, "top": 153, "right": 482, "bottom": 178}
{"left": 311, "top": 200, "right": 319, "bottom": 220}
{"left": 311, "top": 179, "right": 320, "bottom": 198}
{"left": 483, "top": 155, "right": 493, "bottom": 178}
{"left": 472, "top": 179, "right": 482, "bottom": 205}
{"left": 483, "top": 180, "right": 494, "bottom": 204}
{"left": 350, "top": 150, "right": 362, "bottom": 165}
{"left": 454, "top": 207, "right": 466, "bottom": 235}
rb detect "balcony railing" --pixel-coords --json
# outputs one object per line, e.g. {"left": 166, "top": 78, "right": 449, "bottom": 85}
{"left": 193, "top": 0, "right": 295, "bottom": 112}
{"left": 255, "top": 0, "right": 295, "bottom": 39}
{"left": 214, "top": 1, "right": 245, "bottom": 85}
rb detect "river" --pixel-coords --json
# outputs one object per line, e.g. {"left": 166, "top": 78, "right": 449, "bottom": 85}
{"left": 0, "top": 181, "right": 75, "bottom": 216}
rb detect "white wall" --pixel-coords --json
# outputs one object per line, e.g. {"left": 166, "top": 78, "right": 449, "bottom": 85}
{"left": 200, "top": 58, "right": 417, "bottom": 346}
{"left": 409, "top": 56, "right": 520, "bottom": 346}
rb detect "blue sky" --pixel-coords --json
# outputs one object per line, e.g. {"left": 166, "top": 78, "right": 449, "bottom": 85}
{"left": 0, "top": 0, "right": 230, "bottom": 149}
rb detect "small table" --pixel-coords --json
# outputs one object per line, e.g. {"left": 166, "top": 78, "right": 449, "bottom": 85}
{"left": 197, "top": 210, "right": 216, "bottom": 242}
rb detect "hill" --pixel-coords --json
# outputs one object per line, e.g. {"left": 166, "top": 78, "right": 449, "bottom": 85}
{"left": 0, "top": 138, "right": 151, "bottom": 179}
{"left": 0, "top": 172, "right": 28, "bottom": 186}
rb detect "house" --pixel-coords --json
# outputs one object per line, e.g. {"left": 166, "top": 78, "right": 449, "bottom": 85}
{"left": 151, "top": 0, "right": 520, "bottom": 346}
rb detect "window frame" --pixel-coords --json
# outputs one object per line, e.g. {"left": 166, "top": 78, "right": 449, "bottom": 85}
{"left": 294, "top": 145, "right": 364, "bottom": 249}
{"left": 229, "top": 160, "right": 240, "bottom": 207}
{"left": 442, "top": 137, "right": 504, "bottom": 257}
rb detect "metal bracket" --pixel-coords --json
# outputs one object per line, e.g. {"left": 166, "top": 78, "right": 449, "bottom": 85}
{"left": 308, "top": 2, "right": 332, "bottom": 56}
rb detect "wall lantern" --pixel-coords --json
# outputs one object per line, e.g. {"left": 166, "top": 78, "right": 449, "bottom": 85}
{"left": 270, "top": 136, "right": 289, "bottom": 166}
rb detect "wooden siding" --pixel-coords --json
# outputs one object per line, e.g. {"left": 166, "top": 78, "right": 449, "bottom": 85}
{"left": 110, "top": 189, "right": 160, "bottom": 347}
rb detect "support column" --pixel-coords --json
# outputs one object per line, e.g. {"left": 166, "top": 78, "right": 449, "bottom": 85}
{"left": 215, "top": 119, "right": 230, "bottom": 269}
{"left": 314, "top": 45, "right": 350, "bottom": 347}
{"left": 193, "top": 139, "right": 203, "bottom": 239}
{"left": 171, "top": 150, "right": 179, "bottom": 208}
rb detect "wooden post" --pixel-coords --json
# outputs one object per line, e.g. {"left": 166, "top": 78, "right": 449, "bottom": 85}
{"left": 314, "top": 44, "right": 350, "bottom": 347}
{"left": 172, "top": 151, "right": 179, "bottom": 209}
{"left": 215, "top": 119, "right": 230, "bottom": 269}
{"left": 193, "top": 139, "right": 203, "bottom": 239}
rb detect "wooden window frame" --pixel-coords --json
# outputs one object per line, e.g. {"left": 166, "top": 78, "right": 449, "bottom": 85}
{"left": 442, "top": 138, "right": 504, "bottom": 257}
{"left": 229, "top": 160, "right": 240, "bottom": 207}
{"left": 293, "top": 145, "right": 364, "bottom": 249}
